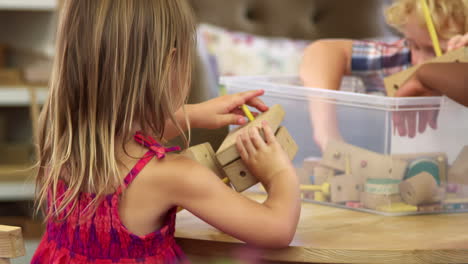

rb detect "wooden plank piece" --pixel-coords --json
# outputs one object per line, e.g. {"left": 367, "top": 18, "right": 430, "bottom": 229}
{"left": 223, "top": 126, "right": 298, "bottom": 192}
{"left": 0, "top": 225, "right": 25, "bottom": 259}
{"left": 216, "top": 104, "right": 285, "bottom": 166}
{"left": 330, "top": 174, "right": 362, "bottom": 203}
{"left": 384, "top": 47, "right": 468, "bottom": 96}
{"left": 322, "top": 140, "right": 408, "bottom": 181}
{"left": 181, "top": 143, "right": 226, "bottom": 180}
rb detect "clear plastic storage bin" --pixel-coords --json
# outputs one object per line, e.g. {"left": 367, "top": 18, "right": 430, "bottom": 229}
{"left": 221, "top": 75, "right": 468, "bottom": 216}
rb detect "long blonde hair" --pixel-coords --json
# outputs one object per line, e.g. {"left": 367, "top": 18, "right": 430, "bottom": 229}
{"left": 385, "top": 0, "right": 468, "bottom": 39}
{"left": 36, "top": 0, "right": 196, "bottom": 220}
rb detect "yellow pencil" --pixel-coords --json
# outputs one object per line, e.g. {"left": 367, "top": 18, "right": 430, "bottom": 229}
{"left": 242, "top": 104, "right": 255, "bottom": 122}
{"left": 420, "top": 0, "right": 442, "bottom": 57}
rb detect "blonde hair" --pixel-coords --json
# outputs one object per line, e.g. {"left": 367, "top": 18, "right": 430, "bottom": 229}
{"left": 385, "top": 0, "right": 468, "bottom": 39}
{"left": 36, "top": 0, "right": 196, "bottom": 220}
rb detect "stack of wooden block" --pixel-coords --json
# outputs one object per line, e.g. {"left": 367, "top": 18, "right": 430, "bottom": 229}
{"left": 182, "top": 104, "right": 298, "bottom": 192}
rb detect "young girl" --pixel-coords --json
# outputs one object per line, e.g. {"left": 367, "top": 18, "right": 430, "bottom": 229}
{"left": 31, "top": 1, "right": 300, "bottom": 263}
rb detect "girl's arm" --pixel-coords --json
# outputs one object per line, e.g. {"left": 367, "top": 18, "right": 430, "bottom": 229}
{"left": 163, "top": 90, "right": 269, "bottom": 140}
{"left": 300, "top": 39, "right": 353, "bottom": 91}
{"left": 300, "top": 40, "right": 353, "bottom": 151}
{"left": 159, "top": 123, "right": 300, "bottom": 248}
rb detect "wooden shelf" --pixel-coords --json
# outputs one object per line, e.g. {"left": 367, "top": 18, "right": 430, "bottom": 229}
{"left": 0, "top": 0, "right": 56, "bottom": 11}
{"left": 0, "top": 181, "right": 34, "bottom": 200}
{"left": 0, "top": 86, "right": 48, "bottom": 106}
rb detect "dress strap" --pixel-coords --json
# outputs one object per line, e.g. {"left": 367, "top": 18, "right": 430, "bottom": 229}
{"left": 116, "top": 132, "right": 181, "bottom": 195}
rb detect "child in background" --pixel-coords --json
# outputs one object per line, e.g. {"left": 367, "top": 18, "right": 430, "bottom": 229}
{"left": 300, "top": 0, "right": 468, "bottom": 150}
{"left": 393, "top": 62, "right": 468, "bottom": 136}
{"left": 31, "top": 1, "right": 300, "bottom": 263}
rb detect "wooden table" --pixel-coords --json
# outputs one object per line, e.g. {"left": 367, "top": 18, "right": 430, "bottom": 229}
{"left": 175, "top": 193, "right": 468, "bottom": 263}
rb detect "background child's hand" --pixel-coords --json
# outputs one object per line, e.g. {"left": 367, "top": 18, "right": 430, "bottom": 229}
{"left": 236, "top": 121, "right": 295, "bottom": 187}
{"left": 447, "top": 33, "right": 468, "bottom": 51}
{"left": 189, "top": 90, "right": 269, "bottom": 129}
{"left": 393, "top": 77, "right": 440, "bottom": 137}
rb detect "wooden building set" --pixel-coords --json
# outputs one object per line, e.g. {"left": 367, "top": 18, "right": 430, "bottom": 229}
{"left": 301, "top": 140, "right": 468, "bottom": 215}
{"left": 182, "top": 104, "right": 298, "bottom": 193}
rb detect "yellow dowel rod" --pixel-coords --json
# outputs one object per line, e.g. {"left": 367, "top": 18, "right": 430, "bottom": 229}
{"left": 242, "top": 105, "right": 255, "bottom": 122}
{"left": 420, "top": 0, "right": 442, "bottom": 57}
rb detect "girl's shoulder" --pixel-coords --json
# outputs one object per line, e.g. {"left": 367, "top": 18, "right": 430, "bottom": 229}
{"left": 136, "top": 153, "right": 215, "bottom": 191}
{"left": 136, "top": 153, "right": 225, "bottom": 205}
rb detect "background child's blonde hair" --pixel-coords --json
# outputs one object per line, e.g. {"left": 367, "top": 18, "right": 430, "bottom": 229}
{"left": 385, "top": 0, "right": 468, "bottom": 39}
{"left": 36, "top": 0, "right": 196, "bottom": 220}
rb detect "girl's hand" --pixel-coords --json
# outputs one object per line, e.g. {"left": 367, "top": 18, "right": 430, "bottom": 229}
{"left": 189, "top": 90, "right": 268, "bottom": 129}
{"left": 236, "top": 121, "right": 295, "bottom": 187}
{"left": 447, "top": 33, "right": 468, "bottom": 51}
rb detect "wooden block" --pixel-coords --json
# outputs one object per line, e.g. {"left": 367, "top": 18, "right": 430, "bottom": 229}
{"left": 365, "top": 178, "right": 401, "bottom": 195}
{"left": 330, "top": 175, "right": 362, "bottom": 203}
{"left": 384, "top": 47, "right": 468, "bottom": 96}
{"left": 313, "top": 166, "right": 334, "bottom": 185}
{"left": 449, "top": 146, "right": 468, "bottom": 185}
{"left": 418, "top": 203, "right": 442, "bottom": 212}
{"left": 216, "top": 104, "right": 285, "bottom": 166}
{"left": 0, "top": 217, "right": 44, "bottom": 240}
{"left": 181, "top": 143, "right": 226, "bottom": 180}
{"left": 223, "top": 159, "right": 257, "bottom": 192}
{"left": 399, "top": 172, "right": 443, "bottom": 206}
{"left": 322, "top": 140, "right": 408, "bottom": 181}
{"left": 393, "top": 152, "right": 447, "bottom": 184}
{"left": 275, "top": 126, "right": 298, "bottom": 159}
{"left": 361, "top": 192, "right": 402, "bottom": 210}
{"left": 0, "top": 225, "right": 25, "bottom": 259}
{"left": 223, "top": 126, "right": 298, "bottom": 192}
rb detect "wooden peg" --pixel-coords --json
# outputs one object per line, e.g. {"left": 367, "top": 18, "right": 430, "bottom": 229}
{"left": 300, "top": 183, "right": 331, "bottom": 196}
{"left": 384, "top": 47, "right": 468, "bottom": 97}
{"left": 216, "top": 104, "right": 285, "bottom": 166}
